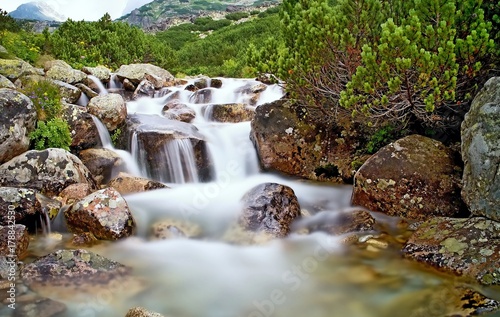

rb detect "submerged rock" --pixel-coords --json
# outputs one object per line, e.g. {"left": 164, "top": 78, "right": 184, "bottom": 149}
{"left": 125, "top": 307, "right": 166, "bottom": 317}
{"left": 239, "top": 183, "right": 301, "bottom": 238}
{"left": 0, "top": 88, "right": 37, "bottom": 164}
{"left": 21, "top": 249, "right": 131, "bottom": 287}
{"left": 0, "top": 148, "right": 98, "bottom": 197}
{"left": 295, "top": 209, "right": 376, "bottom": 236}
{"left": 352, "top": 134, "right": 465, "bottom": 221}
{"left": 64, "top": 187, "right": 136, "bottom": 240}
{"left": 150, "top": 218, "right": 201, "bottom": 240}
{"left": 12, "top": 295, "right": 67, "bottom": 317}
{"left": 461, "top": 76, "right": 500, "bottom": 221}
{"left": 403, "top": 217, "right": 500, "bottom": 285}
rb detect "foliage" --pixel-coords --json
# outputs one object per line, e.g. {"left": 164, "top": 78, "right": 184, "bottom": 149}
{"left": 111, "top": 128, "right": 122, "bottom": 146}
{"left": 0, "top": 9, "right": 20, "bottom": 31}
{"left": 24, "top": 79, "right": 72, "bottom": 151}
{"left": 249, "top": 0, "right": 498, "bottom": 139}
{"left": 0, "top": 30, "right": 43, "bottom": 63}
{"left": 225, "top": 12, "right": 250, "bottom": 21}
{"left": 29, "top": 118, "right": 72, "bottom": 151}
{"left": 364, "top": 125, "right": 396, "bottom": 154}
{"left": 23, "top": 80, "right": 63, "bottom": 121}
{"left": 47, "top": 14, "right": 175, "bottom": 70}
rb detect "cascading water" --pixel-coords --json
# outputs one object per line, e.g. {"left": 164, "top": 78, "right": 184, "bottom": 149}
{"left": 13, "top": 76, "right": 496, "bottom": 317}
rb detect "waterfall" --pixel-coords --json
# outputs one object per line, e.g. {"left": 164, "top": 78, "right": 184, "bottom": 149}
{"left": 87, "top": 75, "right": 109, "bottom": 95}
{"left": 162, "top": 138, "right": 199, "bottom": 184}
{"left": 90, "top": 115, "right": 142, "bottom": 177}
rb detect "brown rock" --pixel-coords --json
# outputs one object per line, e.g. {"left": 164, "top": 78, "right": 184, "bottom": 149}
{"left": 108, "top": 172, "right": 168, "bottom": 195}
{"left": 58, "top": 183, "right": 93, "bottom": 205}
{"left": 352, "top": 134, "right": 465, "bottom": 220}
{"left": 203, "top": 103, "right": 254, "bottom": 123}
{"left": 79, "top": 148, "right": 124, "bottom": 186}
{"left": 125, "top": 307, "right": 165, "bottom": 317}
{"left": 161, "top": 100, "right": 196, "bottom": 123}
{"left": 64, "top": 187, "right": 136, "bottom": 240}
{"left": 62, "top": 104, "right": 102, "bottom": 153}
{"left": 0, "top": 224, "right": 29, "bottom": 258}
{"left": 13, "top": 295, "right": 67, "bottom": 317}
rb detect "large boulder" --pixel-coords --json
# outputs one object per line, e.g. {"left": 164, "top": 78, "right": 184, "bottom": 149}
{"left": 45, "top": 60, "right": 86, "bottom": 84}
{"left": 52, "top": 80, "right": 81, "bottom": 104}
{"left": 461, "top": 77, "right": 500, "bottom": 220}
{"left": 0, "top": 59, "right": 43, "bottom": 81}
{"left": 351, "top": 134, "right": 465, "bottom": 221}
{"left": 62, "top": 104, "right": 102, "bottom": 153}
{"left": 115, "top": 63, "right": 174, "bottom": 87}
{"left": 64, "top": 187, "right": 136, "bottom": 240}
{"left": 126, "top": 114, "right": 212, "bottom": 182}
{"left": 82, "top": 65, "right": 111, "bottom": 83}
{"left": 0, "top": 148, "right": 98, "bottom": 197}
{"left": 403, "top": 217, "right": 500, "bottom": 285}
{"left": 251, "top": 99, "right": 365, "bottom": 182}
{"left": 239, "top": 183, "right": 301, "bottom": 238}
{"left": 88, "top": 93, "right": 127, "bottom": 131}
{"left": 0, "top": 88, "right": 37, "bottom": 164}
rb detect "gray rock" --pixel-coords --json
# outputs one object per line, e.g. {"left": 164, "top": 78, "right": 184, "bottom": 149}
{"left": 88, "top": 93, "right": 127, "bottom": 131}
{"left": 239, "top": 183, "right": 301, "bottom": 238}
{"left": 461, "top": 77, "right": 500, "bottom": 220}
{"left": 0, "top": 148, "right": 98, "bottom": 197}
{"left": 78, "top": 148, "right": 124, "bottom": 186}
{"left": 0, "top": 59, "right": 43, "bottom": 81}
{"left": 115, "top": 63, "right": 174, "bottom": 85}
{"left": 45, "top": 61, "right": 86, "bottom": 84}
{"left": 82, "top": 65, "right": 111, "bottom": 82}
{"left": 64, "top": 187, "right": 136, "bottom": 240}
{"left": 162, "top": 101, "right": 196, "bottom": 123}
{"left": 403, "top": 217, "right": 500, "bottom": 285}
{"left": 0, "top": 74, "right": 15, "bottom": 89}
{"left": 51, "top": 79, "right": 81, "bottom": 104}
{"left": 61, "top": 104, "right": 102, "bottom": 153}
{"left": 0, "top": 88, "right": 37, "bottom": 164}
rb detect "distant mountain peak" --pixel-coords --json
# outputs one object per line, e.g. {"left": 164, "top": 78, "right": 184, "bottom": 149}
{"left": 9, "top": 1, "right": 67, "bottom": 22}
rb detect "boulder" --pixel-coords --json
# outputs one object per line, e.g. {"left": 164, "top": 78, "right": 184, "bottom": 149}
{"left": 75, "top": 83, "right": 99, "bottom": 100}
{"left": 202, "top": 103, "right": 254, "bottom": 123}
{"left": 82, "top": 65, "right": 111, "bottom": 83}
{"left": 189, "top": 88, "right": 212, "bottom": 103}
{"left": 403, "top": 217, "right": 500, "bottom": 285}
{"left": 0, "top": 224, "right": 29, "bottom": 258}
{"left": 88, "top": 93, "right": 127, "bottom": 131}
{"left": 161, "top": 100, "right": 196, "bottom": 123}
{"left": 0, "top": 74, "right": 15, "bottom": 89}
{"left": 79, "top": 148, "right": 124, "bottom": 186}
{"left": 115, "top": 63, "right": 174, "bottom": 86}
{"left": 57, "top": 183, "right": 93, "bottom": 205}
{"left": 239, "top": 183, "right": 301, "bottom": 238}
{"left": 126, "top": 114, "right": 212, "bottom": 182}
{"left": 351, "top": 134, "right": 465, "bottom": 221}
{"left": 0, "top": 59, "right": 43, "bottom": 81}
{"left": 461, "top": 77, "right": 500, "bottom": 220}
{"left": 0, "top": 88, "right": 37, "bottom": 164}
{"left": 108, "top": 172, "right": 168, "bottom": 195}
{"left": 0, "top": 148, "right": 97, "bottom": 197}
{"left": 20, "top": 249, "right": 131, "bottom": 287}
{"left": 51, "top": 79, "right": 81, "bottom": 104}
{"left": 64, "top": 187, "right": 136, "bottom": 240}
{"left": 61, "top": 104, "right": 102, "bottom": 153}
{"left": 45, "top": 60, "right": 86, "bottom": 84}
{"left": 251, "top": 99, "right": 362, "bottom": 182}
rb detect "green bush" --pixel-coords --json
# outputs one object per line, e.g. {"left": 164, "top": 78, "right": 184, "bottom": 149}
{"left": 23, "top": 80, "right": 62, "bottom": 121}
{"left": 29, "top": 118, "right": 72, "bottom": 151}
{"left": 225, "top": 12, "right": 249, "bottom": 21}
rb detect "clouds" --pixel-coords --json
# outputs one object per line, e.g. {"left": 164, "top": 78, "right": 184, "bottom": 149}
{"left": 2, "top": 0, "right": 153, "bottom": 21}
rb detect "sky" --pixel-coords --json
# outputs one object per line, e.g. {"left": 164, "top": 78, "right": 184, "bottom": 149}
{"left": 1, "top": 0, "right": 154, "bottom": 21}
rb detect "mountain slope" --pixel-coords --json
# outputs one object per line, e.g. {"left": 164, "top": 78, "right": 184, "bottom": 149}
{"left": 9, "top": 2, "right": 66, "bottom": 22}
{"left": 117, "top": 0, "right": 279, "bottom": 28}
